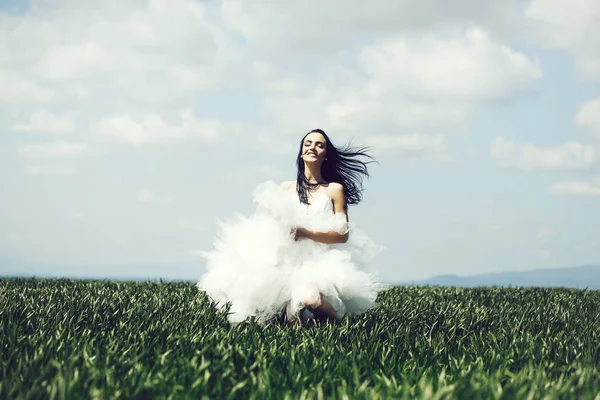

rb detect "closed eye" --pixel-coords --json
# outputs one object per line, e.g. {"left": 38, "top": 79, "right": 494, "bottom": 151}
{"left": 304, "top": 140, "right": 325, "bottom": 148}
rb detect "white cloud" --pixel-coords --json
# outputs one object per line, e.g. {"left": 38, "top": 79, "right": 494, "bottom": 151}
{"left": 137, "top": 190, "right": 154, "bottom": 203}
{"left": 0, "top": 0, "right": 241, "bottom": 108}
{"left": 11, "top": 110, "right": 75, "bottom": 134}
{"left": 137, "top": 189, "right": 173, "bottom": 204}
{"left": 1, "top": 0, "right": 247, "bottom": 184}
{"left": 0, "top": 69, "right": 54, "bottom": 105}
{"left": 25, "top": 164, "right": 76, "bottom": 175}
{"left": 549, "top": 179, "right": 600, "bottom": 196}
{"left": 68, "top": 213, "right": 86, "bottom": 222}
{"left": 261, "top": 27, "right": 541, "bottom": 151}
{"left": 0, "top": 1, "right": 541, "bottom": 164}
{"left": 490, "top": 137, "right": 598, "bottom": 170}
{"left": 222, "top": 0, "right": 522, "bottom": 60}
{"left": 525, "top": 0, "right": 600, "bottom": 81}
{"left": 536, "top": 227, "right": 557, "bottom": 238}
{"left": 175, "top": 219, "right": 207, "bottom": 232}
{"left": 221, "top": 165, "right": 288, "bottom": 186}
{"left": 358, "top": 28, "right": 542, "bottom": 102}
{"left": 535, "top": 248, "right": 552, "bottom": 260}
{"left": 364, "top": 134, "right": 448, "bottom": 160}
{"left": 575, "top": 97, "right": 600, "bottom": 135}
{"left": 18, "top": 141, "right": 87, "bottom": 159}
{"left": 91, "top": 109, "right": 224, "bottom": 145}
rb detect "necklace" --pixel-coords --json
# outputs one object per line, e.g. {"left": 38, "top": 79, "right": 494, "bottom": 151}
{"left": 306, "top": 180, "right": 326, "bottom": 191}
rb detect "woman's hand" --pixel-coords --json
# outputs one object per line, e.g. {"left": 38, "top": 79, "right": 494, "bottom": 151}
{"left": 290, "top": 227, "right": 301, "bottom": 241}
{"left": 294, "top": 227, "right": 307, "bottom": 241}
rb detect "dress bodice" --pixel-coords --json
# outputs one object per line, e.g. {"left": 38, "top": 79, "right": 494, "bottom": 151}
{"left": 253, "top": 180, "right": 348, "bottom": 234}
{"left": 300, "top": 192, "right": 333, "bottom": 214}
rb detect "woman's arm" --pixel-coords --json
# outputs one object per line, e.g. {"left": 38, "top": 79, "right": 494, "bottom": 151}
{"left": 295, "top": 183, "right": 349, "bottom": 244}
{"left": 295, "top": 227, "right": 348, "bottom": 244}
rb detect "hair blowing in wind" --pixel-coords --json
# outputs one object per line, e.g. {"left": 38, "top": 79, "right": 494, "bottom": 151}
{"left": 296, "top": 129, "right": 377, "bottom": 207}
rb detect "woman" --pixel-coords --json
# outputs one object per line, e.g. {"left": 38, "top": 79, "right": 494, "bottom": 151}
{"left": 197, "top": 129, "right": 383, "bottom": 326}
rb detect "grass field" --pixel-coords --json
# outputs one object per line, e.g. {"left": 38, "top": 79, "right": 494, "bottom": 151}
{"left": 1, "top": 278, "right": 599, "bottom": 399}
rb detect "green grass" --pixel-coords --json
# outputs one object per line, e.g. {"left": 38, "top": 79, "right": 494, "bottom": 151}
{"left": 1, "top": 278, "right": 599, "bottom": 399}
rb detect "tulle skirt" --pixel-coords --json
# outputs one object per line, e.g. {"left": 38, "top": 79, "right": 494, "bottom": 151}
{"left": 197, "top": 181, "right": 384, "bottom": 324}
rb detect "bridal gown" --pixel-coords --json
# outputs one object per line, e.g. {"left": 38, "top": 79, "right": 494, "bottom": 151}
{"left": 197, "top": 180, "right": 384, "bottom": 324}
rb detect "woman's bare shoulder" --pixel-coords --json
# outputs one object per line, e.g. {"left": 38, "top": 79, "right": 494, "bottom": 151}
{"left": 326, "top": 182, "right": 344, "bottom": 194}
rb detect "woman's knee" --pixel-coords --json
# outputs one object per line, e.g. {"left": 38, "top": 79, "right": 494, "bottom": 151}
{"left": 302, "top": 292, "right": 323, "bottom": 309}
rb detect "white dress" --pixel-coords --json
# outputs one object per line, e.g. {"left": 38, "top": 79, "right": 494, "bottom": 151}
{"left": 196, "top": 180, "right": 384, "bottom": 324}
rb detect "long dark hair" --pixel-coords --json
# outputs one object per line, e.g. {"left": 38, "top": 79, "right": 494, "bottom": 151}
{"left": 296, "top": 129, "right": 376, "bottom": 207}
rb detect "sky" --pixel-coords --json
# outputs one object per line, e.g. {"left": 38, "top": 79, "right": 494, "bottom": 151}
{"left": 1, "top": 0, "right": 599, "bottom": 283}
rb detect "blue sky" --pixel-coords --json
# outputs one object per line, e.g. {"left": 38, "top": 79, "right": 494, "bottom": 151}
{"left": 1, "top": 0, "right": 599, "bottom": 282}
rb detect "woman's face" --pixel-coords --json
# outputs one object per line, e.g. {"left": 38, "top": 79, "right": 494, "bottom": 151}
{"left": 301, "top": 131, "right": 327, "bottom": 164}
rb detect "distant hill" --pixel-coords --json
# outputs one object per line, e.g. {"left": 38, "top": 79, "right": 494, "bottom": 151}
{"left": 404, "top": 265, "right": 600, "bottom": 290}
{"left": 3, "top": 258, "right": 600, "bottom": 290}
